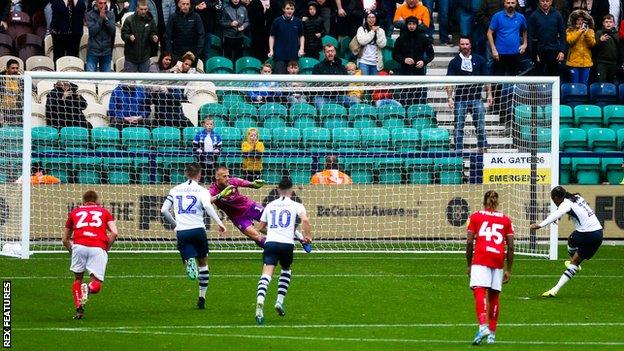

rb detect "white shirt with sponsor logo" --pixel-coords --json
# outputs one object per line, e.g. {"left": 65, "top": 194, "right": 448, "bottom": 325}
{"left": 539, "top": 196, "right": 602, "bottom": 232}
{"left": 261, "top": 197, "right": 306, "bottom": 245}
{"left": 164, "top": 180, "right": 223, "bottom": 231}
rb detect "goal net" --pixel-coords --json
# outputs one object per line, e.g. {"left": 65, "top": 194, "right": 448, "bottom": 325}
{"left": 0, "top": 72, "right": 559, "bottom": 258}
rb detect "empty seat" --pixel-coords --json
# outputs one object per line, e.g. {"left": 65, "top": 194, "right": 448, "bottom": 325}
{"left": 361, "top": 127, "right": 390, "bottom": 150}
{"left": 352, "top": 116, "right": 376, "bottom": 129}
{"left": 152, "top": 127, "right": 181, "bottom": 150}
{"left": 560, "top": 128, "right": 587, "bottom": 151}
{"left": 83, "top": 103, "right": 109, "bottom": 128}
{"left": 319, "top": 103, "right": 347, "bottom": 119}
{"left": 590, "top": 82, "right": 617, "bottom": 107}
{"left": 289, "top": 103, "right": 317, "bottom": 120}
{"left": 15, "top": 33, "right": 43, "bottom": 61}
{"left": 91, "top": 127, "right": 121, "bottom": 150}
{"left": 221, "top": 94, "right": 245, "bottom": 109}
{"left": 218, "top": 126, "right": 242, "bottom": 145}
{"left": 206, "top": 56, "right": 233, "bottom": 73}
{"left": 258, "top": 103, "right": 288, "bottom": 120}
{"left": 332, "top": 128, "right": 360, "bottom": 149}
{"left": 559, "top": 104, "right": 574, "bottom": 128}
{"left": 421, "top": 128, "right": 450, "bottom": 150}
{"left": 378, "top": 158, "right": 403, "bottom": 184}
{"left": 229, "top": 103, "right": 258, "bottom": 119}
{"left": 378, "top": 104, "right": 406, "bottom": 120}
{"left": 349, "top": 103, "right": 377, "bottom": 121}
{"left": 235, "top": 56, "right": 262, "bottom": 74}
{"left": 572, "top": 157, "right": 601, "bottom": 184}
{"left": 44, "top": 34, "right": 53, "bottom": 59}
{"left": 302, "top": 127, "right": 331, "bottom": 149}
{"left": 405, "top": 158, "right": 434, "bottom": 184}
{"left": 619, "top": 129, "right": 624, "bottom": 150}
{"left": 31, "top": 126, "right": 58, "bottom": 150}
{"left": 602, "top": 157, "right": 624, "bottom": 184}
{"left": 561, "top": 83, "right": 588, "bottom": 107}
{"left": 104, "top": 157, "right": 133, "bottom": 184}
{"left": 344, "top": 157, "right": 375, "bottom": 184}
{"left": 574, "top": 104, "right": 603, "bottom": 131}
{"left": 0, "top": 33, "right": 14, "bottom": 56}
{"left": 25, "top": 55, "right": 54, "bottom": 71}
{"left": 60, "top": 126, "right": 89, "bottom": 150}
{"left": 392, "top": 127, "right": 420, "bottom": 151}
{"left": 76, "top": 82, "right": 98, "bottom": 105}
{"left": 382, "top": 117, "right": 406, "bottom": 130}
{"left": 298, "top": 57, "right": 319, "bottom": 75}
{"left": 199, "top": 103, "right": 228, "bottom": 120}
{"left": 74, "top": 157, "right": 103, "bottom": 184}
{"left": 560, "top": 157, "right": 572, "bottom": 184}
{"left": 602, "top": 105, "right": 624, "bottom": 131}
{"left": 263, "top": 116, "right": 287, "bottom": 129}
{"left": 435, "top": 158, "right": 464, "bottom": 184}
{"left": 272, "top": 127, "right": 302, "bottom": 148}
{"left": 407, "top": 104, "right": 435, "bottom": 119}
{"left": 31, "top": 102, "right": 46, "bottom": 126}
{"left": 56, "top": 56, "right": 84, "bottom": 72}
{"left": 233, "top": 116, "right": 258, "bottom": 130}
{"left": 7, "top": 12, "right": 32, "bottom": 40}
{"left": 587, "top": 128, "right": 617, "bottom": 151}
{"left": 322, "top": 116, "right": 348, "bottom": 129}
{"left": 293, "top": 116, "right": 316, "bottom": 129}
{"left": 122, "top": 127, "right": 151, "bottom": 150}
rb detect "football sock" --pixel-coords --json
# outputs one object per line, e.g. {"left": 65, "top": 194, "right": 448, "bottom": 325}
{"left": 72, "top": 280, "right": 82, "bottom": 308}
{"left": 88, "top": 280, "right": 101, "bottom": 294}
{"left": 256, "top": 274, "right": 271, "bottom": 305}
{"left": 487, "top": 290, "right": 500, "bottom": 332}
{"left": 198, "top": 266, "right": 209, "bottom": 298}
{"left": 473, "top": 287, "right": 487, "bottom": 325}
{"left": 276, "top": 269, "right": 291, "bottom": 305}
{"left": 552, "top": 264, "right": 578, "bottom": 293}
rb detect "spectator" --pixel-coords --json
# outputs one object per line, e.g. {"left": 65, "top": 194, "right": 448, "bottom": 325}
{"left": 312, "top": 44, "right": 353, "bottom": 109}
{"left": 285, "top": 60, "right": 308, "bottom": 104}
{"left": 193, "top": 117, "right": 222, "bottom": 181}
{"left": 220, "top": 0, "right": 249, "bottom": 62}
{"left": 310, "top": 155, "right": 352, "bottom": 184}
{"left": 50, "top": 0, "right": 87, "bottom": 61}
{"left": 194, "top": 0, "right": 223, "bottom": 62}
{"left": 355, "top": 11, "right": 387, "bottom": 75}
{"left": 458, "top": 0, "right": 486, "bottom": 42}
{"left": 487, "top": 0, "right": 528, "bottom": 76}
{"left": 268, "top": 0, "right": 305, "bottom": 74}
{"left": 148, "top": 86, "right": 193, "bottom": 128}
{"left": 122, "top": 0, "right": 159, "bottom": 73}
{"left": 0, "top": 1, "right": 10, "bottom": 32}
{"left": 593, "top": 14, "right": 619, "bottom": 83}
{"left": 170, "top": 51, "right": 198, "bottom": 73}
{"left": 302, "top": 1, "right": 325, "bottom": 59}
{"left": 15, "top": 164, "right": 61, "bottom": 185}
{"left": 347, "top": 0, "right": 388, "bottom": 36}
{"left": 241, "top": 127, "right": 265, "bottom": 181}
{"left": 108, "top": 84, "right": 153, "bottom": 129}
{"left": 393, "top": 0, "right": 430, "bottom": 32}
{"left": 247, "top": 0, "right": 281, "bottom": 61}
{"left": 45, "top": 81, "right": 89, "bottom": 129}
{"left": 0, "top": 59, "right": 23, "bottom": 126}
{"left": 528, "top": 0, "right": 566, "bottom": 77}
{"left": 423, "top": 0, "right": 451, "bottom": 45}
{"left": 446, "top": 37, "right": 492, "bottom": 151}
{"left": 87, "top": 0, "right": 128, "bottom": 23}
{"left": 474, "top": 0, "right": 503, "bottom": 74}
{"left": 346, "top": 62, "right": 363, "bottom": 105}
{"left": 571, "top": 0, "right": 609, "bottom": 30}
{"left": 85, "top": 0, "right": 116, "bottom": 72}
{"left": 566, "top": 9, "right": 596, "bottom": 85}
{"left": 249, "top": 63, "right": 282, "bottom": 103}
{"left": 393, "top": 16, "right": 434, "bottom": 75}
{"left": 372, "top": 70, "right": 401, "bottom": 106}
{"left": 149, "top": 51, "right": 174, "bottom": 72}
{"left": 148, "top": 0, "right": 176, "bottom": 41}
{"left": 165, "top": 0, "right": 205, "bottom": 62}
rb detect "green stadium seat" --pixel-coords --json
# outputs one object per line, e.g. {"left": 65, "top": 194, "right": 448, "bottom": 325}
{"left": 558, "top": 105, "right": 574, "bottom": 128}
{"left": 303, "top": 127, "right": 331, "bottom": 149}
{"left": 392, "top": 128, "right": 420, "bottom": 152}
{"left": 32, "top": 126, "right": 58, "bottom": 150}
{"left": 587, "top": 128, "right": 617, "bottom": 151}
{"left": 233, "top": 116, "right": 258, "bottom": 130}
{"left": 383, "top": 59, "right": 400, "bottom": 72}
{"left": 289, "top": 103, "right": 317, "bottom": 120}
{"left": 151, "top": 127, "right": 181, "bottom": 149}
{"left": 103, "top": 157, "right": 133, "bottom": 184}
{"left": 333, "top": 128, "right": 360, "bottom": 149}
{"left": 235, "top": 56, "right": 262, "bottom": 74}
{"left": 407, "top": 104, "right": 435, "bottom": 119}
{"left": 421, "top": 128, "right": 450, "bottom": 151}
{"left": 91, "top": 127, "right": 120, "bottom": 150}
{"left": 60, "top": 127, "right": 89, "bottom": 149}
{"left": 74, "top": 157, "right": 103, "bottom": 184}
{"left": 386, "top": 38, "right": 395, "bottom": 49}
{"left": 319, "top": 103, "right": 348, "bottom": 119}
{"left": 344, "top": 157, "right": 375, "bottom": 184}
{"left": 263, "top": 156, "right": 287, "bottom": 184}
{"left": 298, "top": 57, "right": 319, "bottom": 75}
{"left": 258, "top": 103, "right": 288, "bottom": 120}
{"left": 199, "top": 103, "right": 228, "bottom": 119}
{"left": 323, "top": 116, "right": 348, "bottom": 129}
{"left": 618, "top": 129, "right": 624, "bottom": 150}
{"left": 435, "top": 158, "right": 463, "bottom": 184}
{"left": 560, "top": 157, "right": 571, "bottom": 184}
{"left": 559, "top": 128, "right": 587, "bottom": 151}
{"left": 515, "top": 105, "right": 547, "bottom": 137}
{"left": 348, "top": 103, "right": 377, "bottom": 121}
{"left": 352, "top": 116, "right": 376, "bottom": 129}
{"left": 573, "top": 157, "right": 601, "bottom": 184}
{"left": 205, "top": 56, "right": 233, "bottom": 73}
{"left": 382, "top": 118, "right": 405, "bottom": 130}
{"left": 574, "top": 104, "right": 602, "bottom": 131}
{"left": 602, "top": 105, "right": 624, "bottom": 131}
{"left": 405, "top": 158, "right": 434, "bottom": 184}
{"left": 183, "top": 127, "right": 203, "bottom": 147}
{"left": 529, "top": 127, "right": 551, "bottom": 152}
{"left": 361, "top": 127, "right": 390, "bottom": 149}
{"left": 378, "top": 158, "right": 403, "bottom": 184}
{"left": 256, "top": 127, "right": 272, "bottom": 147}
{"left": 321, "top": 35, "right": 339, "bottom": 48}
{"left": 221, "top": 94, "right": 245, "bottom": 109}
{"left": 339, "top": 36, "right": 352, "bottom": 57}
{"left": 157, "top": 154, "right": 195, "bottom": 183}
{"left": 229, "top": 102, "right": 258, "bottom": 120}
{"left": 263, "top": 116, "right": 286, "bottom": 129}
{"left": 122, "top": 127, "right": 151, "bottom": 150}
{"left": 602, "top": 157, "right": 624, "bottom": 184}
{"left": 286, "top": 156, "right": 312, "bottom": 184}
{"left": 378, "top": 104, "right": 406, "bottom": 120}
{"left": 208, "top": 34, "right": 222, "bottom": 56}
{"left": 217, "top": 126, "right": 242, "bottom": 145}
{"left": 272, "top": 127, "right": 302, "bottom": 148}
{"left": 411, "top": 117, "right": 436, "bottom": 131}
{"left": 0, "top": 126, "right": 22, "bottom": 151}
{"left": 293, "top": 116, "right": 317, "bottom": 129}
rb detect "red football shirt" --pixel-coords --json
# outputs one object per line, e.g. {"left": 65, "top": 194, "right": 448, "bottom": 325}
{"left": 467, "top": 210, "right": 514, "bottom": 269}
{"left": 65, "top": 204, "right": 114, "bottom": 251}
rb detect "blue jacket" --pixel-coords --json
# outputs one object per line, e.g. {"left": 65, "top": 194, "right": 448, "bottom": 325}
{"left": 86, "top": 8, "right": 116, "bottom": 56}
{"left": 193, "top": 129, "right": 222, "bottom": 153}
{"left": 108, "top": 85, "right": 151, "bottom": 119}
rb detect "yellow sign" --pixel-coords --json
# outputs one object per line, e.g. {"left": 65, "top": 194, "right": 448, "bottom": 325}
{"left": 483, "top": 153, "right": 552, "bottom": 184}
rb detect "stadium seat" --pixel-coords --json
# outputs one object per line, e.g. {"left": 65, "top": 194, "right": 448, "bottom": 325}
{"left": 602, "top": 157, "right": 624, "bottom": 184}
{"left": 332, "top": 128, "right": 360, "bottom": 149}
{"left": 289, "top": 103, "right": 317, "bottom": 120}
{"left": 590, "top": 82, "right": 618, "bottom": 107}
{"left": 235, "top": 56, "right": 262, "bottom": 74}
{"left": 0, "top": 33, "right": 14, "bottom": 56}
{"left": 514, "top": 105, "right": 546, "bottom": 138}
{"left": 25, "top": 55, "right": 54, "bottom": 71}
{"left": 348, "top": 103, "right": 377, "bottom": 121}
{"left": 322, "top": 116, "right": 348, "bottom": 129}
{"left": 377, "top": 104, "right": 406, "bottom": 120}
{"left": 256, "top": 127, "right": 272, "bottom": 147}
{"left": 287, "top": 156, "right": 313, "bottom": 184}
{"left": 199, "top": 103, "right": 228, "bottom": 120}
{"left": 74, "top": 157, "right": 103, "bottom": 184}
{"left": 263, "top": 116, "right": 287, "bottom": 129}
{"left": 205, "top": 56, "right": 233, "bottom": 73}
{"left": 229, "top": 102, "right": 258, "bottom": 120}
{"left": 556, "top": 105, "right": 574, "bottom": 128}
{"left": 411, "top": 116, "right": 436, "bottom": 131}
{"left": 16, "top": 33, "right": 44, "bottom": 62}
{"left": 59, "top": 127, "right": 89, "bottom": 149}
{"left": 7, "top": 11, "right": 32, "bottom": 41}
{"left": 41, "top": 155, "right": 71, "bottom": 183}
{"left": 572, "top": 157, "right": 601, "bottom": 184}
{"left": 587, "top": 128, "right": 617, "bottom": 151}
{"left": 302, "top": 127, "right": 331, "bottom": 149}
{"left": 378, "top": 158, "right": 403, "bottom": 184}
{"left": 319, "top": 103, "right": 348, "bottom": 119}
{"left": 392, "top": 128, "right": 420, "bottom": 152}
{"left": 559, "top": 128, "right": 587, "bottom": 151}
{"left": 75, "top": 82, "right": 98, "bottom": 105}
{"left": 221, "top": 94, "right": 245, "bottom": 110}
{"left": 31, "top": 126, "right": 58, "bottom": 150}
{"left": 618, "top": 83, "right": 624, "bottom": 103}
{"left": 121, "top": 127, "right": 151, "bottom": 150}
{"left": 263, "top": 156, "right": 287, "bottom": 184}
{"left": 361, "top": 127, "right": 390, "bottom": 150}
{"left": 602, "top": 105, "right": 624, "bottom": 131}
{"left": 0, "top": 55, "right": 23, "bottom": 71}
{"left": 56, "top": 55, "right": 84, "bottom": 72}
{"left": 407, "top": 104, "right": 435, "bottom": 119}
{"left": 208, "top": 34, "right": 222, "bottom": 57}
{"left": 405, "top": 158, "right": 434, "bottom": 184}
{"left": 352, "top": 116, "right": 376, "bottom": 129}
{"left": 535, "top": 127, "right": 551, "bottom": 152}
{"left": 183, "top": 127, "right": 203, "bottom": 147}
{"left": 344, "top": 157, "right": 376, "bottom": 184}
{"left": 103, "top": 157, "right": 133, "bottom": 184}
{"left": 339, "top": 36, "right": 352, "bottom": 58}
{"left": 217, "top": 126, "right": 242, "bottom": 145}
{"left": 91, "top": 127, "right": 121, "bottom": 150}
{"left": 421, "top": 128, "right": 450, "bottom": 151}
{"left": 151, "top": 127, "right": 181, "bottom": 150}
{"left": 321, "top": 35, "right": 339, "bottom": 48}
{"left": 258, "top": 103, "right": 288, "bottom": 120}
{"left": 272, "top": 127, "right": 302, "bottom": 148}
{"left": 233, "top": 116, "right": 258, "bottom": 130}
{"left": 158, "top": 153, "right": 195, "bottom": 183}
{"left": 560, "top": 157, "right": 571, "bottom": 184}
{"left": 383, "top": 59, "right": 400, "bottom": 72}
{"left": 574, "top": 104, "right": 603, "bottom": 131}
{"left": 561, "top": 83, "right": 588, "bottom": 107}
{"left": 0, "top": 126, "right": 23, "bottom": 150}
{"left": 381, "top": 118, "right": 406, "bottom": 130}
{"left": 435, "top": 158, "right": 464, "bottom": 184}
{"left": 293, "top": 116, "right": 317, "bottom": 129}
{"left": 298, "top": 57, "right": 319, "bottom": 75}
{"left": 619, "top": 129, "right": 624, "bottom": 150}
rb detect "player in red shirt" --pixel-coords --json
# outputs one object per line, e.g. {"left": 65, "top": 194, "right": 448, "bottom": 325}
{"left": 465, "top": 190, "right": 514, "bottom": 345}
{"left": 62, "top": 190, "right": 118, "bottom": 320}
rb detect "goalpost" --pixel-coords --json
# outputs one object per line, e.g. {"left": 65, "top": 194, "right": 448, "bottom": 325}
{"left": 0, "top": 72, "right": 559, "bottom": 258}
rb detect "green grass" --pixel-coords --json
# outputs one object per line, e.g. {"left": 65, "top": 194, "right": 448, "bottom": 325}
{"left": 3, "top": 245, "right": 624, "bottom": 350}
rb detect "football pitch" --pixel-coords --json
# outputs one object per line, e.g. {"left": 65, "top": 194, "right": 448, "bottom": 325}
{"left": 3, "top": 245, "right": 624, "bottom": 350}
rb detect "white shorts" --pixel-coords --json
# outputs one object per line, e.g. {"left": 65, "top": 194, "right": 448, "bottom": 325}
{"left": 470, "top": 264, "right": 503, "bottom": 291}
{"left": 70, "top": 244, "right": 108, "bottom": 281}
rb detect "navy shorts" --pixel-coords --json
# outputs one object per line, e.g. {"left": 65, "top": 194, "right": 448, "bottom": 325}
{"left": 568, "top": 229, "right": 603, "bottom": 260}
{"left": 176, "top": 228, "right": 209, "bottom": 261}
{"left": 263, "top": 242, "right": 294, "bottom": 268}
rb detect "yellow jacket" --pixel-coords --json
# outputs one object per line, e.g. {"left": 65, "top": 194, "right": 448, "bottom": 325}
{"left": 566, "top": 28, "right": 595, "bottom": 68}
{"left": 241, "top": 128, "right": 265, "bottom": 172}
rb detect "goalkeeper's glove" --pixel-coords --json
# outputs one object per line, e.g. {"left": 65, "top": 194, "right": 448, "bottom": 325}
{"left": 250, "top": 179, "right": 266, "bottom": 189}
{"left": 216, "top": 185, "right": 234, "bottom": 200}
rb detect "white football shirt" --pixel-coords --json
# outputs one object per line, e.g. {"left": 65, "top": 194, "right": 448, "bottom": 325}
{"left": 164, "top": 180, "right": 223, "bottom": 231}
{"left": 261, "top": 197, "right": 306, "bottom": 245}
{"left": 539, "top": 196, "right": 602, "bottom": 232}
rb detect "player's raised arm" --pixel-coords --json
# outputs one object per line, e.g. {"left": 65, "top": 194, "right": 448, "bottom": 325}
{"left": 530, "top": 201, "right": 571, "bottom": 229}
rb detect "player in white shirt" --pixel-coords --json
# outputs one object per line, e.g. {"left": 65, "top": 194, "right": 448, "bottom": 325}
{"left": 254, "top": 178, "right": 312, "bottom": 325}
{"left": 530, "top": 186, "right": 604, "bottom": 297}
{"left": 160, "top": 163, "right": 232, "bottom": 309}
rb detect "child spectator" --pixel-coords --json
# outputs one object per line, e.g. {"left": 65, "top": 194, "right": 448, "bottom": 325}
{"left": 249, "top": 63, "right": 282, "bottom": 103}
{"left": 193, "top": 117, "right": 222, "bottom": 181}
{"left": 286, "top": 60, "right": 307, "bottom": 104}
{"left": 241, "top": 127, "right": 265, "bottom": 181}
{"left": 566, "top": 10, "right": 596, "bottom": 85}
{"left": 302, "top": 1, "right": 324, "bottom": 59}
{"left": 594, "top": 14, "right": 619, "bottom": 83}
{"left": 346, "top": 62, "right": 363, "bottom": 105}
{"left": 268, "top": 0, "right": 304, "bottom": 74}
{"left": 372, "top": 70, "right": 401, "bottom": 107}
